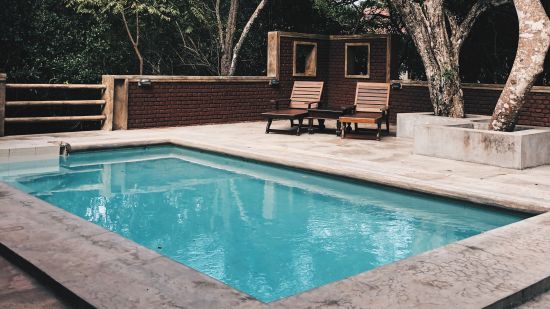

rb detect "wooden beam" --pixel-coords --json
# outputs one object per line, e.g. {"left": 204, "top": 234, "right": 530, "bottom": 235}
{"left": 103, "top": 75, "right": 272, "bottom": 83}
{"left": 5, "top": 84, "right": 106, "bottom": 89}
{"left": 0, "top": 73, "right": 5, "bottom": 137}
{"left": 113, "top": 78, "right": 128, "bottom": 130}
{"left": 5, "top": 115, "right": 106, "bottom": 123}
{"left": 101, "top": 76, "right": 114, "bottom": 131}
{"left": 267, "top": 32, "right": 280, "bottom": 79}
{"left": 6, "top": 100, "right": 106, "bottom": 106}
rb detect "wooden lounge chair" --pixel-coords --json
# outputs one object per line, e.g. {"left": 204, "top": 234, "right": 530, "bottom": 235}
{"left": 339, "top": 82, "right": 390, "bottom": 140}
{"left": 262, "top": 81, "right": 324, "bottom": 135}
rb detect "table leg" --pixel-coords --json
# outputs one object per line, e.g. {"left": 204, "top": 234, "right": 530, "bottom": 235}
{"left": 336, "top": 120, "right": 342, "bottom": 136}
{"left": 318, "top": 119, "right": 326, "bottom": 130}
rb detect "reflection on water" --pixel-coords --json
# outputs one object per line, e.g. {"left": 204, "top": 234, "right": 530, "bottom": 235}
{"left": 2, "top": 146, "right": 529, "bottom": 302}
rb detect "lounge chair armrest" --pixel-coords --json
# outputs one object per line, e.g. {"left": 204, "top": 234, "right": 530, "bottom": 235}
{"left": 270, "top": 98, "right": 290, "bottom": 109}
{"left": 307, "top": 101, "right": 320, "bottom": 109}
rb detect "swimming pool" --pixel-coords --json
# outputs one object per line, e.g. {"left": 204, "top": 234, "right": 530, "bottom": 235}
{"left": 0, "top": 145, "right": 529, "bottom": 303}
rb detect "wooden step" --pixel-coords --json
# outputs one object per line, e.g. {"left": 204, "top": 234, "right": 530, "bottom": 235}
{"left": 5, "top": 115, "right": 106, "bottom": 123}
{"left": 6, "top": 100, "right": 106, "bottom": 107}
{"left": 6, "top": 84, "right": 106, "bottom": 89}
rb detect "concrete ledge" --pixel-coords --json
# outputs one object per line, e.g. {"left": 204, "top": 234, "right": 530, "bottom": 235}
{"left": 0, "top": 142, "right": 59, "bottom": 163}
{"left": 398, "top": 113, "right": 550, "bottom": 170}
{"left": 396, "top": 112, "right": 490, "bottom": 139}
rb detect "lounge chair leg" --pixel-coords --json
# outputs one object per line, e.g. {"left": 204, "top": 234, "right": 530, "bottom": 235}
{"left": 290, "top": 119, "right": 295, "bottom": 127}
{"left": 386, "top": 117, "right": 390, "bottom": 134}
{"left": 354, "top": 123, "right": 358, "bottom": 132}
{"left": 377, "top": 120, "right": 382, "bottom": 141}
{"left": 265, "top": 119, "right": 273, "bottom": 134}
{"left": 297, "top": 118, "right": 303, "bottom": 136}
{"left": 308, "top": 118, "right": 314, "bottom": 134}
{"left": 341, "top": 122, "right": 346, "bottom": 139}
{"left": 336, "top": 120, "right": 342, "bottom": 136}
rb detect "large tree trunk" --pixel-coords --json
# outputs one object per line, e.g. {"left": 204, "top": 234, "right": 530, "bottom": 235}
{"left": 389, "top": 0, "right": 510, "bottom": 118}
{"left": 489, "top": 0, "right": 550, "bottom": 131}
{"left": 426, "top": 69, "right": 465, "bottom": 117}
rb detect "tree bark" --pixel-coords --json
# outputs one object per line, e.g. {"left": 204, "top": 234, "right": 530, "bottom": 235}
{"left": 389, "top": 0, "right": 510, "bottom": 118}
{"left": 217, "top": 0, "right": 268, "bottom": 76}
{"left": 228, "top": 0, "right": 268, "bottom": 75}
{"left": 489, "top": 0, "right": 550, "bottom": 131}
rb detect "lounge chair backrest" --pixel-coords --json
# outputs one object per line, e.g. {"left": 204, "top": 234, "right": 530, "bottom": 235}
{"left": 289, "top": 81, "right": 324, "bottom": 109}
{"left": 354, "top": 82, "right": 390, "bottom": 112}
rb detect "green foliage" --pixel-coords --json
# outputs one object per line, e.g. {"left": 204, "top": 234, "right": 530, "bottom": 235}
{"left": 0, "top": 0, "right": 548, "bottom": 84}
{"left": 0, "top": 0, "right": 134, "bottom": 83}
{"left": 66, "top": 0, "right": 179, "bottom": 21}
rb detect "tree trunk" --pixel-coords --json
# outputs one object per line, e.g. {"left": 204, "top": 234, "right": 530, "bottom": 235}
{"left": 217, "top": 0, "right": 268, "bottom": 76}
{"left": 489, "top": 0, "right": 550, "bottom": 131}
{"left": 228, "top": 0, "right": 268, "bottom": 76}
{"left": 389, "top": 0, "right": 510, "bottom": 118}
{"left": 220, "top": 52, "right": 233, "bottom": 76}
{"left": 426, "top": 69, "right": 465, "bottom": 117}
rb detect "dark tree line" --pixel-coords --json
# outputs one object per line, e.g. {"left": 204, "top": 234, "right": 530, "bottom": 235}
{"left": 0, "top": 0, "right": 548, "bottom": 85}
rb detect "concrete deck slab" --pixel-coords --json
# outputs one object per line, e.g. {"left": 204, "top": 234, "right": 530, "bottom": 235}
{"left": 1, "top": 121, "right": 550, "bottom": 308}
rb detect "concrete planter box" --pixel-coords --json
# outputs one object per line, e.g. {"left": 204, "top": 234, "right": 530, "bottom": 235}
{"left": 398, "top": 112, "right": 550, "bottom": 169}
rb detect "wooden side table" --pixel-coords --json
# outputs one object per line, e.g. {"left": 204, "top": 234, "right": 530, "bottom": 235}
{"left": 307, "top": 105, "right": 355, "bottom": 136}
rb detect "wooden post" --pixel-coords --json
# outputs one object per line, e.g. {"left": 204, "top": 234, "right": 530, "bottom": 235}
{"left": 113, "top": 78, "right": 128, "bottom": 130}
{"left": 267, "top": 32, "right": 280, "bottom": 79}
{"left": 0, "top": 73, "right": 6, "bottom": 137}
{"left": 101, "top": 75, "right": 114, "bottom": 131}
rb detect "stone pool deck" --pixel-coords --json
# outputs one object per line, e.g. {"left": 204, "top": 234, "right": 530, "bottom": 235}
{"left": 1, "top": 121, "right": 550, "bottom": 308}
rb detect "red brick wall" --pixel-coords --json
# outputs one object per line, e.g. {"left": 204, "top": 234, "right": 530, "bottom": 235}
{"left": 126, "top": 34, "right": 389, "bottom": 129}
{"left": 326, "top": 38, "right": 388, "bottom": 108}
{"left": 127, "top": 82, "right": 280, "bottom": 129}
{"left": 278, "top": 36, "right": 330, "bottom": 104}
{"left": 388, "top": 85, "right": 550, "bottom": 127}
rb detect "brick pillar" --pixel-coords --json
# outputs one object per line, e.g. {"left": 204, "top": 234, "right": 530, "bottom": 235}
{"left": 0, "top": 73, "right": 6, "bottom": 137}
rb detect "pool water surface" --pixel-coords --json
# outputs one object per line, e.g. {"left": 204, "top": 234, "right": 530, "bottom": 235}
{"left": 0, "top": 145, "right": 529, "bottom": 302}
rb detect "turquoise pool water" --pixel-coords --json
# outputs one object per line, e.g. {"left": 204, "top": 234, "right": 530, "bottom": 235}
{"left": 0, "top": 145, "right": 528, "bottom": 302}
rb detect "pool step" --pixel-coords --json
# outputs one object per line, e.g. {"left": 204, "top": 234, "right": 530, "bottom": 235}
{"left": 0, "top": 142, "right": 60, "bottom": 163}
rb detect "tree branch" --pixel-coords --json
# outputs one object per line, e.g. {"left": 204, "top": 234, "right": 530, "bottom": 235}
{"left": 229, "top": 0, "right": 268, "bottom": 75}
